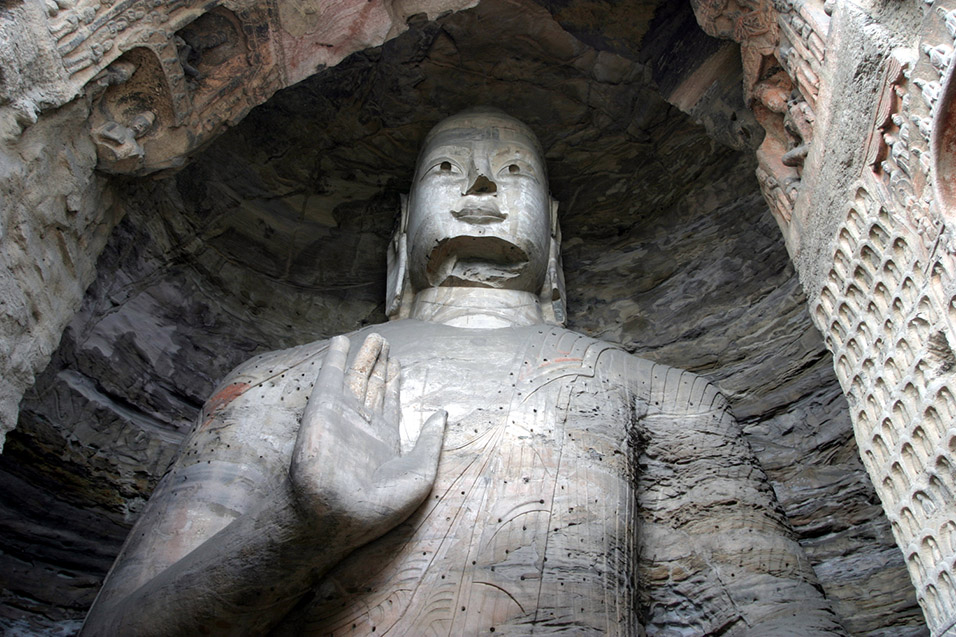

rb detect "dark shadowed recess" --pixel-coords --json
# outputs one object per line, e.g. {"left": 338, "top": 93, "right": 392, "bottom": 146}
{"left": 0, "top": 0, "right": 925, "bottom": 633}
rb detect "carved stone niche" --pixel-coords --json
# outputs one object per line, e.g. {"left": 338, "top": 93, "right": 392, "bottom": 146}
{"left": 89, "top": 6, "right": 259, "bottom": 174}
{"left": 174, "top": 8, "right": 250, "bottom": 111}
{"left": 89, "top": 47, "right": 176, "bottom": 173}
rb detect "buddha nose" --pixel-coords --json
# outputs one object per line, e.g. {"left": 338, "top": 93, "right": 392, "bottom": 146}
{"left": 464, "top": 174, "right": 497, "bottom": 195}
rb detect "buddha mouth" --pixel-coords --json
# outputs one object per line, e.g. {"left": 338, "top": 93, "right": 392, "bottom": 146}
{"left": 450, "top": 206, "right": 507, "bottom": 224}
{"left": 425, "top": 235, "right": 530, "bottom": 288}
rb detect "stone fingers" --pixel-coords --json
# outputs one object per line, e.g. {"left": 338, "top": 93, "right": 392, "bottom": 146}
{"left": 380, "top": 359, "right": 402, "bottom": 454}
{"left": 346, "top": 333, "right": 386, "bottom": 404}
{"left": 293, "top": 335, "right": 351, "bottom": 500}
{"left": 383, "top": 360, "right": 401, "bottom": 425}
{"left": 362, "top": 337, "right": 401, "bottom": 454}
{"left": 307, "top": 335, "right": 350, "bottom": 417}
{"left": 365, "top": 355, "right": 387, "bottom": 414}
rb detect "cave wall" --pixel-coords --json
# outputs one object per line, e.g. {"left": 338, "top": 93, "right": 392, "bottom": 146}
{"left": 3, "top": 0, "right": 956, "bottom": 633}
{"left": 0, "top": 100, "right": 120, "bottom": 454}
{"left": 0, "top": 1, "right": 930, "bottom": 634}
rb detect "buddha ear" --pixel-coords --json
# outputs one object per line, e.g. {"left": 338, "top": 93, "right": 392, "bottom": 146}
{"left": 386, "top": 194, "right": 412, "bottom": 319}
{"left": 540, "top": 196, "right": 567, "bottom": 325}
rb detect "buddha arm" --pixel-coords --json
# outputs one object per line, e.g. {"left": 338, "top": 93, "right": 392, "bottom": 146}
{"left": 629, "top": 360, "right": 848, "bottom": 635}
{"left": 80, "top": 479, "right": 355, "bottom": 637}
{"left": 81, "top": 334, "right": 446, "bottom": 637}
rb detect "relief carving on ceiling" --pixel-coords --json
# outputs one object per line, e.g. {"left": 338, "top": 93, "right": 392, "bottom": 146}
{"left": 31, "top": 0, "right": 476, "bottom": 174}
{"left": 690, "top": 0, "right": 828, "bottom": 243}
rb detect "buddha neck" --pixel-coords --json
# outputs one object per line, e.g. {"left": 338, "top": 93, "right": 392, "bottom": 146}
{"left": 408, "top": 287, "right": 545, "bottom": 329}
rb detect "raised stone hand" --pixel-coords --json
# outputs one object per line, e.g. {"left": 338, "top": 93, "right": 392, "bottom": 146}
{"left": 79, "top": 333, "right": 445, "bottom": 637}
{"left": 291, "top": 333, "right": 447, "bottom": 549}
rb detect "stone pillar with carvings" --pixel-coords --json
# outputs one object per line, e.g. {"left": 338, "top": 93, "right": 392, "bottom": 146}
{"left": 690, "top": 0, "right": 956, "bottom": 633}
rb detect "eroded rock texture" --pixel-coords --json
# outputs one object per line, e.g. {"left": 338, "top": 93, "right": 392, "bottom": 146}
{"left": 0, "top": 0, "right": 926, "bottom": 634}
{"left": 0, "top": 101, "right": 121, "bottom": 455}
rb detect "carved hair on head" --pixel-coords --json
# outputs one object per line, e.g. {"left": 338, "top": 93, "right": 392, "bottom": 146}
{"left": 386, "top": 108, "right": 566, "bottom": 325}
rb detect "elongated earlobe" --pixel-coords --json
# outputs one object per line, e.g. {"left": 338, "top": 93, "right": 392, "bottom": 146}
{"left": 386, "top": 195, "right": 413, "bottom": 319}
{"left": 540, "top": 196, "right": 567, "bottom": 325}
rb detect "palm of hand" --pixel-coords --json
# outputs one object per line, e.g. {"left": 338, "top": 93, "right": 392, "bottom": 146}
{"left": 290, "top": 333, "right": 446, "bottom": 550}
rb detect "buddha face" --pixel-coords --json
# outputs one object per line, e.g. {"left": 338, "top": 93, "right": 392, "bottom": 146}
{"left": 405, "top": 111, "right": 552, "bottom": 292}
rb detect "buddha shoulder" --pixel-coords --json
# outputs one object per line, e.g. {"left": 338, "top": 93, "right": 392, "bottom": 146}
{"left": 210, "top": 339, "right": 332, "bottom": 395}
{"left": 591, "top": 344, "right": 731, "bottom": 417}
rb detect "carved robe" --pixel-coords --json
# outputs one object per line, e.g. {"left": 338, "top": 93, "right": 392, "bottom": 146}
{"left": 102, "top": 321, "right": 843, "bottom": 635}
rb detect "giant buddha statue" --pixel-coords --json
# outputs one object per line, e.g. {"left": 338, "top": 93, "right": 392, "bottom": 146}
{"left": 82, "top": 109, "right": 846, "bottom": 636}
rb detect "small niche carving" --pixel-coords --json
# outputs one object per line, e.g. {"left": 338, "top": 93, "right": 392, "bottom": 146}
{"left": 89, "top": 47, "right": 174, "bottom": 173}
{"left": 174, "top": 8, "right": 248, "bottom": 110}
{"left": 926, "top": 331, "right": 956, "bottom": 374}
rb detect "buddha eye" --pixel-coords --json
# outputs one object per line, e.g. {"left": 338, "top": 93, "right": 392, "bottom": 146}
{"left": 423, "top": 160, "right": 460, "bottom": 179}
{"left": 498, "top": 162, "right": 533, "bottom": 179}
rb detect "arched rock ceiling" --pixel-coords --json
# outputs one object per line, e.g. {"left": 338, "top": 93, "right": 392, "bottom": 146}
{"left": 0, "top": 0, "right": 927, "bottom": 634}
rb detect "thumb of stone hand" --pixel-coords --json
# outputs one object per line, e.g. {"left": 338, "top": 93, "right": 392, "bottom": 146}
{"left": 371, "top": 409, "right": 447, "bottom": 520}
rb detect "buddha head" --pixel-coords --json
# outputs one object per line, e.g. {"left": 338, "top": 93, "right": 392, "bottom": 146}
{"left": 387, "top": 108, "right": 566, "bottom": 324}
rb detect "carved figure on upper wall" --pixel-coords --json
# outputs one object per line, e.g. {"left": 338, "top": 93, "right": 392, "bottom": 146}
{"left": 81, "top": 109, "right": 849, "bottom": 636}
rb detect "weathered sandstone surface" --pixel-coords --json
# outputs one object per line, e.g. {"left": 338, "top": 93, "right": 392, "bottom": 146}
{"left": 0, "top": 1, "right": 927, "bottom": 633}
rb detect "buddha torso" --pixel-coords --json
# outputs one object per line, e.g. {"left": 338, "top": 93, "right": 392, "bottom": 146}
{"left": 102, "top": 317, "right": 838, "bottom": 636}
{"left": 160, "top": 320, "right": 644, "bottom": 635}
{"left": 266, "top": 321, "right": 643, "bottom": 635}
